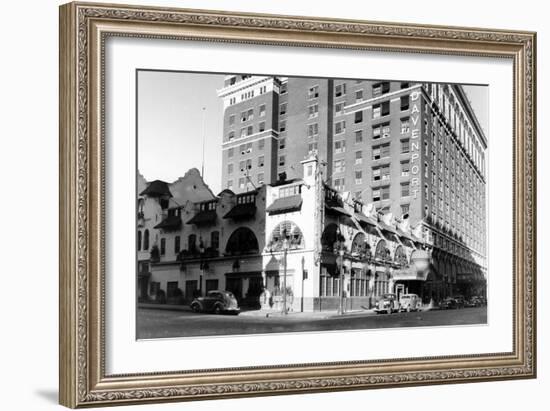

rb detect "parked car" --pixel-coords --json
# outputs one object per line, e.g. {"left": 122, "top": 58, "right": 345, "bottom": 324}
{"left": 453, "top": 295, "right": 466, "bottom": 308}
{"left": 439, "top": 297, "right": 458, "bottom": 309}
{"left": 190, "top": 290, "right": 240, "bottom": 315}
{"left": 374, "top": 293, "right": 400, "bottom": 314}
{"left": 469, "top": 296, "right": 486, "bottom": 307}
{"left": 399, "top": 293, "right": 421, "bottom": 312}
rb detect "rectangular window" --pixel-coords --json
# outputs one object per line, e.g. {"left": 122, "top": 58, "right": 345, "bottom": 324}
{"left": 355, "top": 150, "right": 363, "bottom": 164}
{"left": 355, "top": 170, "right": 363, "bottom": 185}
{"left": 258, "top": 155, "right": 264, "bottom": 167}
{"left": 334, "top": 140, "right": 346, "bottom": 153}
{"left": 279, "top": 120, "right": 286, "bottom": 132}
{"left": 238, "top": 178, "right": 245, "bottom": 189}
{"left": 308, "top": 104, "right": 319, "bottom": 118}
{"left": 279, "top": 185, "right": 301, "bottom": 197}
{"left": 308, "top": 85, "right": 319, "bottom": 99}
{"left": 335, "top": 83, "right": 346, "bottom": 97}
{"left": 381, "top": 100, "right": 390, "bottom": 116}
{"left": 279, "top": 103, "right": 287, "bottom": 115}
{"left": 308, "top": 142, "right": 318, "bottom": 153}
{"left": 335, "top": 120, "right": 346, "bottom": 134}
{"left": 401, "top": 160, "right": 410, "bottom": 176}
{"left": 372, "top": 165, "right": 390, "bottom": 181}
{"left": 259, "top": 121, "right": 266, "bottom": 132}
{"left": 381, "top": 123, "right": 391, "bottom": 138}
{"left": 228, "top": 148, "right": 234, "bottom": 158}
{"left": 334, "top": 159, "right": 346, "bottom": 173}
{"left": 373, "top": 81, "right": 390, "bottom": 96}
{"left": 227, "top": 164, "right": 234, "bottom": 175}
{"left": 333, "top": 178, "right": 345, "bottom": 191}
{"left": 335, "top": 102, "right": 344, "bottom": 116}
{"left": 401, "top": 182, "right": 410, "bottom": 197}
{"left": 280, "top": 82, "right": 287, "bottom": 94}
{"left": 229, "top": 115, "right": 235, "bottom": 126}
{"left": 400, "top": 95, "right": 410, "bottom": 111}
{"left": 279, "top": 155, "right": 285, "bottom": 166}
{"left": 307, "top": 123, "right": 319, "bottom": 137}
{"left": 257, "top": 173, "right": 264, "bottom": 184}
{"left": 160, "top": 238, "right": 166, "bottom": 255}
{"left": 401, "top": 117, "right": 410, "bottom": 134}
{"left": 372, "top": 186, "right": 390, "bottom": 201}
{"left": 401, "top": 139, "right": 410, "bottom": 153}
{"left": 259, "top": 104, "right": 266, "bottom": 117}
{"left": 174, "top": 236, "right": 181, "bottom": 254}
{"left": 355, "top": 89, "right": 363, "bottom": 102}
{"left": 279, "top": 138, "right": 286, "bottom": 149}
{"left": 355, "top": 130, "right": 363, "bottom": 143}
{"left": 354, "top": 110, "right": 363, "bottom": 124}
{"left": 372, "top": 143, "right": 390, "bottom": 160}
{"left": 227, "top": 180, "right": 233, "bottom": 189}
{"left": 258, "top": 139, "right": 265, "bottom": 150}
{"left": 372, "top": 104, "right": 381, "bottom": 119}
{"left": 401, "top": 204, "right": 410, "bottom": 215}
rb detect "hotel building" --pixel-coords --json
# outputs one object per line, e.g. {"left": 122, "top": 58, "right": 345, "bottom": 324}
{"left": 217, "top": 75, "right": 487, "bottom": 298}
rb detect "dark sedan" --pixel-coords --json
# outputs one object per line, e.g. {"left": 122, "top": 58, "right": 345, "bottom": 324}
{"left": 439, "top": 297, "right": 458, "bottom": 309}
{"left": 190, "top": 290, "right": 240, "bottom": 315}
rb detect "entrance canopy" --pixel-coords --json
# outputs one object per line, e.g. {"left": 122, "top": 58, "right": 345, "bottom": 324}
{"left": 393, "top": 265, "right": 430, "bottom": 281}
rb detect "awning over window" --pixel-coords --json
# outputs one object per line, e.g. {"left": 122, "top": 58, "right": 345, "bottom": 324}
{"left": 223, "top": 203, "right": 256, "bottom": 220}
{"left": 186, "top": 210, "right": 217, "bottom": 225}
{"left": 325, "top": 205, "right": 352, "bottom": 216}
{"left": 154, "top": 215, "right": 182, "bottom": 230}
{"left": 354, "top": 212, "right": 378, "bottom": 226}
{"left": 378, "top": 221, "right": 398, "bottom": 234}
{"left": 266, "top": 195, "right": 302, "bottom": 215}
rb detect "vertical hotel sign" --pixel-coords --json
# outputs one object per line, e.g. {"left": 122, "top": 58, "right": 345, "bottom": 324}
{"left": 409, "top": 91, "right": 421, "bottom": 198}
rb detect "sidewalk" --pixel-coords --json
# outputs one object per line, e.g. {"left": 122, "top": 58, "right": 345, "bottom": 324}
{"left": 138, "top": 303, "right": 191, "bottom": 312}
{"left": 239, "top": 307, "right": 377, "bottom": 319}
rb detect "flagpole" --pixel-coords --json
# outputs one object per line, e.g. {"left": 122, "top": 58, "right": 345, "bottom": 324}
{"left": 201, "top": 107, "right": 206, "bottom": 178}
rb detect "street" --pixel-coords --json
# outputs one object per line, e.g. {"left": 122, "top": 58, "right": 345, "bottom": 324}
{"left": 136, "top": 306, "right": 487, "bottom": 339}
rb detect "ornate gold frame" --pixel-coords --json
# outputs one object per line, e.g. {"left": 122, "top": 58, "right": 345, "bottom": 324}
{"left": 59, "top": 2, "right": 537, "bottom": 408}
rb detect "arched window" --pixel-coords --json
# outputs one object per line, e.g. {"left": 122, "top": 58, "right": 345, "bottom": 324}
{"left": 226, "top": 227, "right": 259, "bottom": 255}
{"left": 321, "top": 224, "right": 340, "bottom": 251}
{"left": 137, "top": 230, "right": 142, "bottom": 251}
{"left": 374, "top": 240, "right": 390, "bottom": 261}
{"left": 268, "top": 221, "right": 304, "bottom": 251}
{"left": 394, "top": 245, "right": 408, "bottom": 267}
{"left": 351, "top": 233, "right": 369, "bottom": 257}
{"left": 143, "top": 229, "right": 149, "bottom": 251}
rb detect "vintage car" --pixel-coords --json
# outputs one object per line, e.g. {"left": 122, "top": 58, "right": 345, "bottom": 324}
{"left": 374, "top": 293, "right": 400, "bottom": 314}
{"left": 469, "top": 296, "right": 486, "bottom": 307}
{"left": 453, "top": 295, "right": 466, "bottom": 308}
{"left": 190, "top": 290, "right": 240, "bottom": 315}
{"left": 439, "top": 297, "right": 458, "bottom": 309}
{"left": 399, "top": 293, "right": 421, "bottom": 312}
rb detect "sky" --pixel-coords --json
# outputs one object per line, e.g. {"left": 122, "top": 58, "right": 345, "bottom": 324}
{"left": 137, "top": 70, "right": 225, "bottom": 193}
{"left": 137, "top": 72, "right": 488, "bottom": 193}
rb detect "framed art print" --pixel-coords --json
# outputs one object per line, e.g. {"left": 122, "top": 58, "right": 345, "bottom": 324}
{"left": 59, "top": 2, "right": 536, "bottom": 408}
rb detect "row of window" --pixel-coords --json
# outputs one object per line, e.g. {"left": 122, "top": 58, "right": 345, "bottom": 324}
{"left": 137, "top": 231, "right": 221, "bottom": 255}
{"left": 227, "top": 174, "right": 265, "bottom": 190}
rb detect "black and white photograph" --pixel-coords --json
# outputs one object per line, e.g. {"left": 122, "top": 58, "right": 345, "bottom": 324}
{"left": 135, "top": 71, "right": 488, "bottom": 339}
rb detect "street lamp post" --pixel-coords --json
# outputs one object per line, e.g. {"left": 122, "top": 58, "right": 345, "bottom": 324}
{"left": 282, "top": 237, "right": 289, "bottom": 315}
